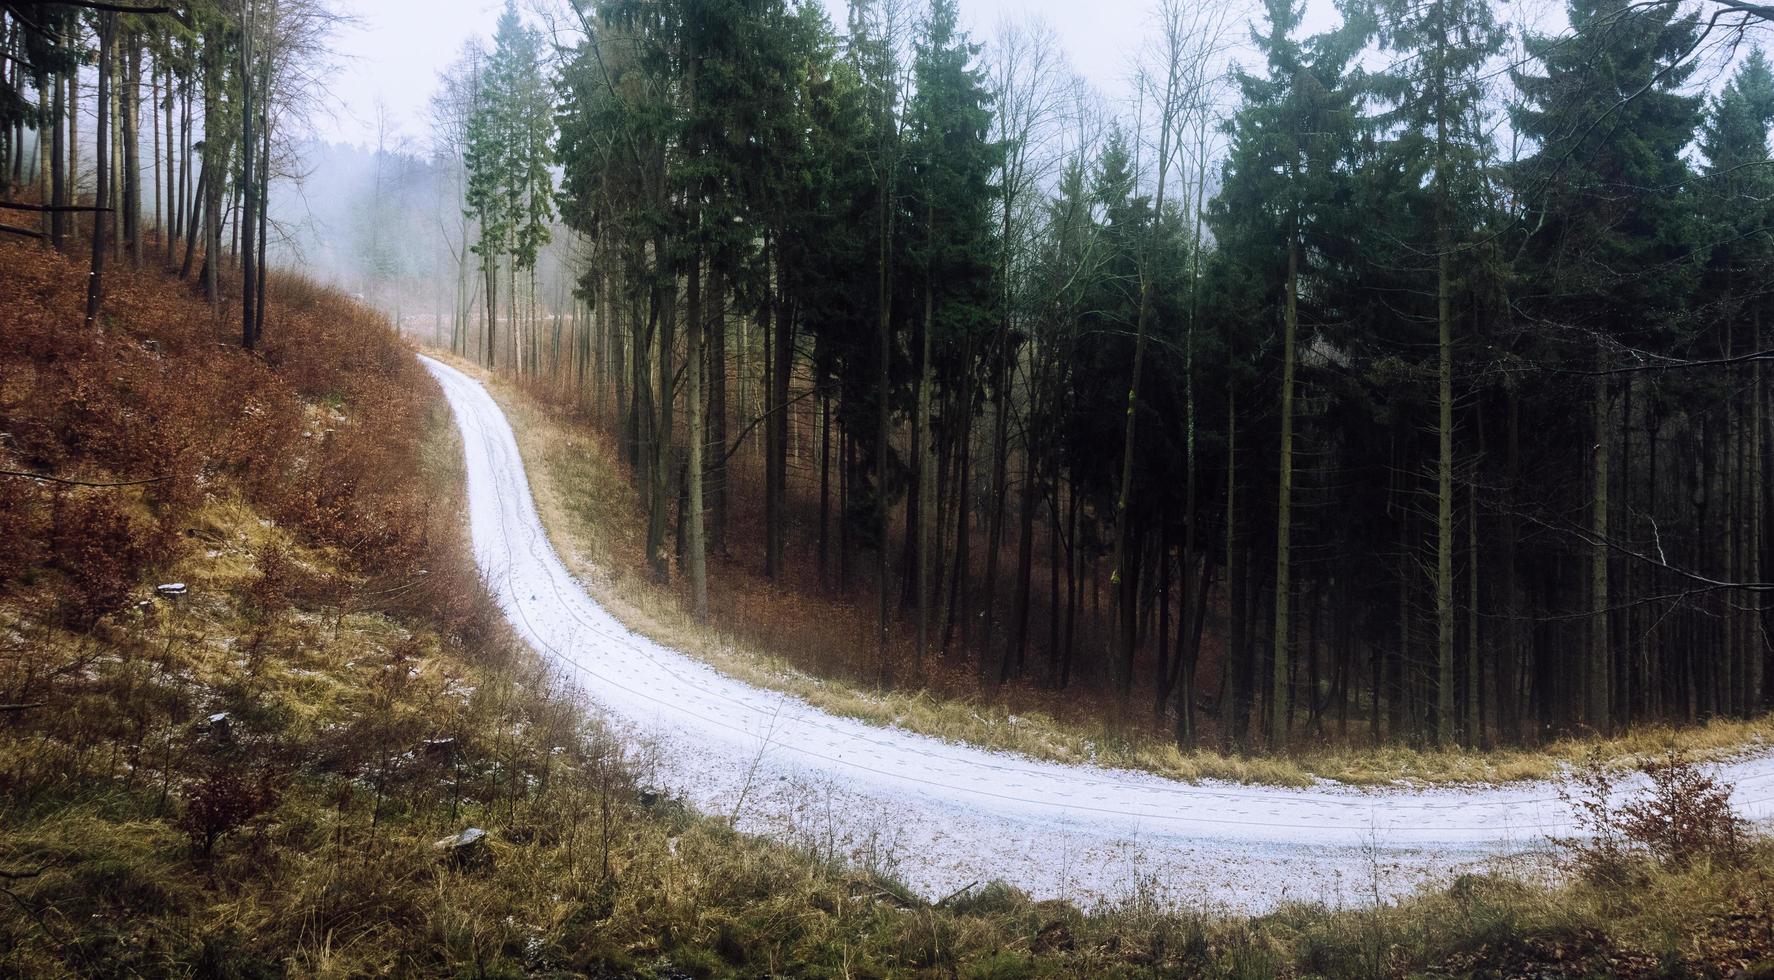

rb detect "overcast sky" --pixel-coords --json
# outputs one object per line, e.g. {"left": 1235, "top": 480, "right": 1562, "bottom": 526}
{"left": 315, "top": 0, "right": 1358, "bottom": 148}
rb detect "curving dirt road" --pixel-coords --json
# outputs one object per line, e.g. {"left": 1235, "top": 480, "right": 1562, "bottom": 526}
{"left": 421, "top": 354, "right": 1774, "bottom": 912}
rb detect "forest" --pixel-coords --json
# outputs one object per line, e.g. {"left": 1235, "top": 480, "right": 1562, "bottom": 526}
{"left": 5, "top": 0, "right": 1774, "bottom": 760}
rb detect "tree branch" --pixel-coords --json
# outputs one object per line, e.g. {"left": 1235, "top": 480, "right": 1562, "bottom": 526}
{"left": 0, "top": 470, "right": 169, "bottom": 489}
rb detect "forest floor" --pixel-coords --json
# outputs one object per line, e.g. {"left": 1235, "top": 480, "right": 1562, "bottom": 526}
{"left": 417, "top": 352, "right": 1774, "bottom": 913}
{"left": 3, "top": 238, "right": 1773, "bottom": 974}
{"left": 447, "top": 352, "right": 1774, "bottom": 792}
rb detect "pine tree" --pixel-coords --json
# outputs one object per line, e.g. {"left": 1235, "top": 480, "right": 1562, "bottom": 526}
{"left": 1211, "top": 0, "right": 1369, "bottom": 749}
{"left": 1373, "top": 0, "right": 1504, "bottom": 747}
{"left": 1511, "top": 0, "right": 1702, "bottom": 733}
{"left": 1698, "top": 49, "right": 1774, "bottom": 714}
{"left": 905, "top": 0, "right": 1002, "bottom": 680}
{"left": 465, "top": 1, "right": 553, "bottom": 371}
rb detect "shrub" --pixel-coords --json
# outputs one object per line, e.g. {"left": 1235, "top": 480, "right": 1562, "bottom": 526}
{"left": 0, "top": 481, "right": 44, "bottom": 588}
{"left": 1617, "top": 749, "right": 1745, "bottom": 869}
{"left": 48, "top": 492, "right": 152, "bottom": 630}
{"left": 248, "top": 543, "right": 292, "bottom": 615}
{"left": 1559, "top": 748, "right": 1745, "bottom": 883}
{"left": 177, "top": 764, "right": 282, "bottom": 857}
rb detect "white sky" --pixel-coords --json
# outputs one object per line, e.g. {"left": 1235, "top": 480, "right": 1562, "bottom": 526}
{"left": 315, "top": 0, "right": 1351, "bottom": 147}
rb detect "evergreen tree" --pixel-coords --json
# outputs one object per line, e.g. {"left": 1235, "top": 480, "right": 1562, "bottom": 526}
{"left": 465, "top": 1, "right": 554, "bottom": 370}
{"left": 905, "top": 0, "right": 1002, "bottom": 678}
{"left": 1697, "top": 49, "right": 1774, "bottom": 714}
{"left": 1211, "top": 0, "right": 1369, "bottom": 749}
{"left": 1511, "top": 0, "right": 1702, "bottom": 733}
{"left": 1373, "top": 0, "right": 1504, "bottom": 746}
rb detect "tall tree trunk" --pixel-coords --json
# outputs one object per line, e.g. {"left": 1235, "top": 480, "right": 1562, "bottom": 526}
{"left": 942, "top": 383, "right": 973, "bottom": 658}
{"left": 1220, "top": 383, "right": 1240, "bottom": 751}
{"left": 650, "top": 267, "right": 675, "bottom": 583}
{"left": 840, "top": 425, "right": 852, "bottom": 593}
{"left": 686, "top": 252, "right": 708, "bottom": 621}
{"left": 1434, "top": 155, "right": 1456, "bottom": 747}
{"left": 202, "top": 113, "right": 220, "bottom": 309}
{"left": 1271, "top": 240, "right": 1300, "bottom": 750}
{"left": 876, "top": 164, "right": 895, "bottom": 688}
{"left": 123, "top": 33, "right": 140, "bottom": 267}
{"left": 979, "top": 337, "right": 1012, "bottom": 683}
{"left": 762, "top": 249, "right": 783, "bottom": 579}
{"left": 917, "top": 267, "right": 935, "bottom": 666}
{"left": 819, "top": 387, "right": 832, "bottom": 586}
{"left": 110, "top": 48, "right": 121, "bottom": 261}
{"left": 239, "top": 3, "right": 258, "bottom": 350}
{"left": 1062, "top": 481, "right": 1080, "bottom": 688}
{"left": 254, "top": 57, "right": 269, "bottom": 344}
{"left": 84, "top": 14, "right": 114, "bottom": 329}
{"left": 180, "top": 161, "right": 204, "bottom": 279}
{"left": 50, "top": 66, "right": 66, "bottom": 251}
{"left": 483, "top": 250, "right": 499, "bottom": 368}
{"left": 67, "top": 61, "right": 78, "bottom": 209}
{"left": 707, "top": 267, "right": 727, "bottom": 555}
{"left": 1153, "top": 537, "right": 1173, "bottom": 711}
{"left": 1005, "top": 437, "right": 1037, "bottom": 683}
{"left": 150, "top": 59, "right": 160, "bottom": 245}
{"left": 166, "top": 57, "right": 177, "bottom": 264}
{"left": 1752, "top": 308, "right": 1767, "bottom": 710}
{"left": 1499, "top": 391, "right": 1521, "bottom": 742}
{"left": 1589, "top": 340, "right": 1611, "bottom": 732}
{"left": 1468, "top": 474, "right": 1482, "bottom": 746}
{"left": 37, "top": 76, "right": 50, "bottom": 240}
{"left": 1048, "top": 479, "right": 1062, "bottom": 680}
{"left": 772, "top": 262, "right": 793, "bottom": 577}
{"left": 178, "top": 63, "right": 191, "bottom": 265}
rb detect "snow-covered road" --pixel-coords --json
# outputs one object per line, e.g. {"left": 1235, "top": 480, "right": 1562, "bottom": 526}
{"left": 421, "top": 354, "right": 1774, "bottom": 912}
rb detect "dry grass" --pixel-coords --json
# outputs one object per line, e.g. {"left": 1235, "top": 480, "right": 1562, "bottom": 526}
{"left": 452, "top": 354, "right": 1774, "bottom": 790}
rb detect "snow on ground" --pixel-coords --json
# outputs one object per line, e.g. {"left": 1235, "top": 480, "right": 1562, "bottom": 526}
{"left": 420, "top": 354, "right": 1774, "bottom": 913}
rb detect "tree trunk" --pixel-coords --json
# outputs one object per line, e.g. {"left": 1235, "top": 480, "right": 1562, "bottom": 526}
{"left": 1221, "top": 382, "right": 1240, "bottom": 751}
{"left": 180, "top": 162, "right": 204, "bottom": 280}
{"left": 255, "top": 60, "right": 269, "bottom": 344}
{"left": 123, "top": 33, "right": 140, "bottom": 267}
{"left": 650, "top": 268, "right": 675, "bottom": 583}
{"left": 917, "top": 269, "right": 935, "bottom": 666}
{"left": 686, "top": 252, "right": 708, "bottom": 621}
{"left": 50, "top": 67, "right": 66, "bottom": 251}
{"left": 1589, "top": 340, "right": 1611, "bottom": 732}
{"left": 166, "top": 57, "right": 177, "bottom": 264}
{"left": 1752, "top": 308, "right": 1767, "bottom": 710}
{"left": 1271, "top": 240, "right": 1299, "bottom": 750}
{"left": 1468, "top": 474, "right": 1482, "bottom": 746}
{"left": 240, "top": 7, "right": 258, "bottom": 350}
{"left": 707, "top": 267, "right": 727, "bottom": 555}
{"left": 150, "top": 59, "right": 161, "bottom": 246}
{"left": 819, "top": 387, "right": 832, "bottom": 586}
{"left": 37, "top": 76, "right": 50, "bottom": 241}
{"left": 84, "top": 14, "right": 114, "bottom": 329}
{"left": 772, "top": 262, "right": 793, "bottom": 577}
{"left": 1005, "top": 436, "right": 1037, "bottom": 683}
{"left": 67, "top": 60, "right": 78, "bottom": 208}
{"left": 979, "top": 337, "right": 1012, "bottom": 684}
{"left": 1434, "top": 175, "right": 1455, "bottom": 747}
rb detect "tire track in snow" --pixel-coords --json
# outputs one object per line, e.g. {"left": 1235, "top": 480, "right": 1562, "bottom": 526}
{"left": 420, "top": 354, "right": 1774, "bottom": 912}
